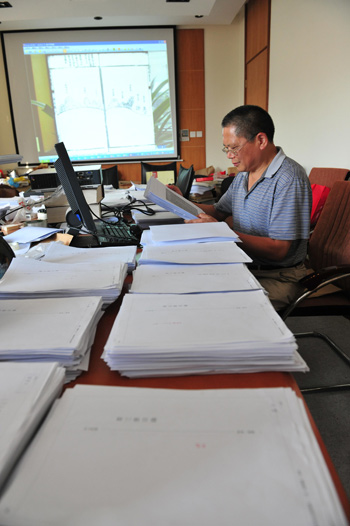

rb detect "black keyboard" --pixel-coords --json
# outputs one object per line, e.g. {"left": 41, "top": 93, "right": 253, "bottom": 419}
{"left": 95, "top": 221, "right": 140, "bottom": 246}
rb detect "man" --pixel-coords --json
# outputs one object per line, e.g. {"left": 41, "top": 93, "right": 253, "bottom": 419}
{"left": 174, "top": 105, "right": 312, "bottom": 310}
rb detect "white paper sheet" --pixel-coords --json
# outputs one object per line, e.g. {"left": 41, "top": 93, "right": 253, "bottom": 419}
{"left": 0, "top": 257, "right": 128, "bottom": 307}
{"left": 36, "top": 241, "right": 137, "bottom": 272}
{"left": 0, "top": 296, "right": 103, "bottom": 382}
{"left": 138, "top": 241, "right": 251, "bottom": 265}
{"left": 130, "top": 263, "right": 261, "bottom": 294}
{"left": 141, "top": 222, "right": 240, "bottom": 246}
{"left": 0, "top": 386, "right": 346, "bottom": 526}
{"left": 0, "top": 361, "right": 65, "bottom": 490}
{"left": 4, "top": 226, "right": 63, "bottom": 244}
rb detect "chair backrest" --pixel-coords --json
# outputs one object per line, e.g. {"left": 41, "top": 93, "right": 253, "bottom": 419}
{"left": 141, "top": 161, "right": 177, "bottom": 185}
{"left": 308, "top": 180, "right": 350, "bottom": 294}
{"left": 176, "top": 164, "right": 194, "bottom": 199}
{"left": 102, "top": 165, "right": 119, "bottom": 189}
{"left": 308, "top": 167, "right": 349, "bottom": 189}
{"left": 220, "top": 175, "right": 235, "bottom": 196}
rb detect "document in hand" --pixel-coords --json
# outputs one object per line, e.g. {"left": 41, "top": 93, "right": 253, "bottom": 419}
{"left": 144, "top": 175, "right": 202, "bottom": 220}
{"left": 0, "top": 385, "right": 346, "bottom": 526}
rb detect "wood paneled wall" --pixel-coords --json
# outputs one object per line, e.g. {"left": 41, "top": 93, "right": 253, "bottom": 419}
{"left": 245, "top": 0, "right": 270, "bottom": 110}
{"left": 115, "top": 28, "right": 206, "bottom": 184}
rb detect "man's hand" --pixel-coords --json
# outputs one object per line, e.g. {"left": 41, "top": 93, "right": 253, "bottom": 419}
{"left": 167, "top": 184, "right": 182, "bottom": 196}
{"left": 185, "top": 213, "right": 218, "bottom": 224}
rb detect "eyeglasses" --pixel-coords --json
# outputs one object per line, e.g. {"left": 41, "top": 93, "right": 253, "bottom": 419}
{"left": 222, "top": 134, "right": 257, "bottom": 156}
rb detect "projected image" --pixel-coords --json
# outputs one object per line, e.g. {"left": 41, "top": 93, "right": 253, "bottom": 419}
{"left": 18, "top": 36, "right": 176, "bottom": 163}
{"left": 48, "top": 52, "right": 155, "bottom": 152}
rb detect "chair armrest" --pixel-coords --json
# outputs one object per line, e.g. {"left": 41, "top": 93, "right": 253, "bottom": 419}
{"left": 300, "top": 265, "right": 350, "bottom": 291}
{"left": 280, "top": 264, "right": 350, "bottom": 320}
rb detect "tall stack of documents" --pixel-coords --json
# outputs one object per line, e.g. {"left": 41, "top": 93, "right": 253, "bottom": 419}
{"left": 0, "top": 361, "right": 65, "bottom": 491}
{"left": 140, "top": 221, "right": 241, "bottom": 246}
{"left": 0, "top": 257, "right": 128, "bottom": 308}
{"left": 0, "top": 385, "right": 346, "bottom": 526}
{"left": 103, "top": 291, "right": 307, "bottom": 377}
{"left": 102, "top": 221, "right": 308, "bottom": 377}
{"left": 0, "top": 296, "right": 104, "bottom": 382}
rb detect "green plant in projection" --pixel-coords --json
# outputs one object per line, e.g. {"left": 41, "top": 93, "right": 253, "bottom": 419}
{"left": 151, "top": 79, "right": 173, "bottom": 147}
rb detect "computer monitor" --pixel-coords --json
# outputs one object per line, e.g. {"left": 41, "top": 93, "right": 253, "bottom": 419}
{"left": 54, "top": 142, "right": 97, "bottom": 233}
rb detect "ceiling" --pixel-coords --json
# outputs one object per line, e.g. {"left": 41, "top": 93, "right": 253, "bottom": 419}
{"left": 0, "top": 0, "right": 245, "bottom": 31}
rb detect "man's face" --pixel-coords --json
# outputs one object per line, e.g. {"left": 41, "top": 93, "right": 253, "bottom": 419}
{"left": 222, "top": 126, "right": 256, "bottom": 172}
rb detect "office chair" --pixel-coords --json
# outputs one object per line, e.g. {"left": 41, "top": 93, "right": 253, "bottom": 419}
{"left": 175, "top": 164, "right": 195, "bottom": 199}
{"left": 309, "top": 167, "right": 349, "bottom": 228}
{"left": 102, "top": 165, "right": 119, "bottom": 189}
{"left": 308, "top": 167, "right": 350, "bottom": 189}
{"left": 141, "top": 161, "right": 177, "bottom": 185}
{"left": 280, "top": 181, "right": 350, "bottom": 392}
{"left": 220, "top": 175, "right": 235, "bottom": 197}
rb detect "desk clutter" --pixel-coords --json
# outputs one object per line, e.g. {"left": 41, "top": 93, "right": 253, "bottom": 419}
{"left": 0, "top": 242, "right": 137, "bottom": 382}
{"left": 0, "top": 208, "right": 348, "bottom": 524}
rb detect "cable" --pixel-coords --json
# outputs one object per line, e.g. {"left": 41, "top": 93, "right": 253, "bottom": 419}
{"left": 99, "top": 198, "right": 156, "bottom": 225}
{"left": 0, "top": 185, "right": 63, "bottom": 223}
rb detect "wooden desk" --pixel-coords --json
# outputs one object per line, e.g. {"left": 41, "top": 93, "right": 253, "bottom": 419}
{"left": 67, "top": 287, "right": 350, "bottom": 520}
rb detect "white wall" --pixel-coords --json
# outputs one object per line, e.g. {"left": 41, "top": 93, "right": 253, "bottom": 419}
{"left": 203, "top": 7, "right": 245, "bottom": 172}
{"left": 203, "top": 0, "right": 350, "bottom": 175}
{"left": 269, "top": 0, "right": 350, "bottom": 175}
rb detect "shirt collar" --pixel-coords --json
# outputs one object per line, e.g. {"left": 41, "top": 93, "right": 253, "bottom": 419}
{"left": 263, "top": 147, "right": 286, "bottom": 179}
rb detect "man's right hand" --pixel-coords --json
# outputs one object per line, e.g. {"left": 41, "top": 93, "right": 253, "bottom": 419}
{"left": 167, "top": 184, "right": 183, "bottom": 196}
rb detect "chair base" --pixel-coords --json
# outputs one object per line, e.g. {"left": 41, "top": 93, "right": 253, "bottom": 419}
{"left": 295, "top": 331, "right": 350, "bottom": 393}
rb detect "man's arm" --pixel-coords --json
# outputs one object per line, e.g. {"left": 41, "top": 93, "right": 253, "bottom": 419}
{"left": 185, "top": 199, "right": 292, "bottom": 260}
{"left": 237, "top": 233, "right": 292, "bottom": 261}
{"left": 225, "top": 216, "right": 292, "bottom": 261}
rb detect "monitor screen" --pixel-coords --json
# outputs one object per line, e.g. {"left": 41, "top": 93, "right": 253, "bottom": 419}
{"left": 54, "top": 141, "right": 97, "bottom": 233}
{"left": 2, "top": 27, "right": 178, "bottom": 166}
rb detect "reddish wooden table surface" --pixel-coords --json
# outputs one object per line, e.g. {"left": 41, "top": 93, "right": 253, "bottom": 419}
{"left": 67, "top": 290, "right": 350, "bottom": 521}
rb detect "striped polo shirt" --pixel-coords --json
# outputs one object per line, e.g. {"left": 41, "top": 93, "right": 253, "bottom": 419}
{"left": 215, "top": 148, "right": 312, "bottom": 267}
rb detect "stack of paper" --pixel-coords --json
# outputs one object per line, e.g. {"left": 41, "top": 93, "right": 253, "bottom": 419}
{"left": 140, "top": 222, "right": 240, "bottom": 246}
{"left": 130, "top": 263, "right": 262, "bottom": 294}
{"left": 0, "top": 361, "right": 65, "bottom": 491}
{"left": 32, "top": 241, "right": 137, "bottom": 272}
{"left": 0, "top": 296, "right": 104, "bottom": 382}
{"left": 0, "top": 385, "right": 346, "bottom": 526}
{"left": 0, "top": 257, "right": 128, "bottom": 308}
{"left": 138, "top": 241, "right": 251, "bottom": 265}
{"left": 103, "top": 290, "right": 308, "bottom": 377}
